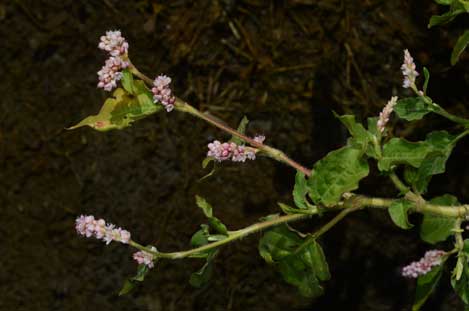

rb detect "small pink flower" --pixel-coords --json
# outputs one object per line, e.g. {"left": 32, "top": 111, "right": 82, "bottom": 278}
{"left": 377, "top": 96, "right": 398, "bottom": 133}
{"left": 402, "top": 250, "right": 446, "bottom": 278}
{"left": 207, "top": 140, "right": 256, "bottom": 162}
{"left": 152, "top": 75, "right": 176, "bottom": 112}
{"left": 253, "top": 135, "right": 265, "bottom": 144}
{"left": 401, "top": 49, "right": 419, "bottom": 89}
{"left": 98, "top": 30, "right": 129, "bottom": 57}
{"left": 75, "top": 215, "right": 131, "bottom": 245}
{"left": 97, "top": 56, "right": 129, "bottom": 91}
{"left": 133, "top": 247, "right": 157, "bottom": 268}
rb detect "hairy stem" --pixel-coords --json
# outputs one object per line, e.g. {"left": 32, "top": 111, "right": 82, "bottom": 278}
{"left": 296, "top": 205, "right": 362, "bottom": 253}
{"left": 128, "top": 195, "right": 469, "bottom": 260}
{"left": 389, "top": 172, "right": 410, "bottom": 194}
{"left": 130, "top": 213, "right": 312, "bottom": 259}
{"left": 128, "top": 62, "right": 311, "bottom": 176}
{"left": 174, "top": 98, "right": 311, "bottom": 176}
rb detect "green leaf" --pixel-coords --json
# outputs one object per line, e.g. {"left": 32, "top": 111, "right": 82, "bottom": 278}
{"left": 195, "top": 195, "right": 213, "bottom": 218}
{"left": 423, "top": 67, "right": 430, "bottom": 94}
{"left": 367, "top": 117, "right": 380, "bottom": 138}
{"left": 293, "top": 172, "right": 312, "bottom": 209}
{"left": 68, "top": 87, "right": 162, "bottom": 131}
{"left": 121, "top": 69, "right": 135, "bottom": 94}
{"left": 119, "top": 264, "right": 151, "bottom": 296}
{"left": 388, "top": 199, "right": 414, "bottom": 229}
{"left": 394, "top": 97, "right": 432, "bottom": 121}
{"left": 412, "top": 263, "right": 444, "bottom": 311}
{"left": 420, "top": 194, "right": 459, "bottom": 244}
{"left": 199, "top": 157, "right": 217, "bottom": 181}
{"left": 414, "top": 131, "right": 458, "bottom": 193}
{"left": 378, "top": 138, "right": 431, "bottom": 171}
{"left": 434, "top": 0, "right": 453, "bottom": 5}
{"left": 195, "top": 196, "right": 228, "bottom": 235}
{"left": 188, "top": 225, "right": 220, "bottom": 288}
{"left": 305, "top": 241, "right": 331, "bottom": 281}
{"left": 190, "top": 252, "right": 216, "bottom": 288}
{"left": 452, "top": 256, "right": 469, "bottom": 305}
{"left": 259, "top": 226, "right": 330, "bottom": 297}
{"left": 335, "top": 113, "right": 371, "bottom": 148}
{"left": 308, "top": 146, "right": 369, "bottom": 206}
{"left": 230, "top": 116, "right": 249, "bottom": 145}
{"left": 428, "top": 10, "right": 462, "bottom": 28}
{"left": 451, "top": 30, "right": 469, "bottom": 65}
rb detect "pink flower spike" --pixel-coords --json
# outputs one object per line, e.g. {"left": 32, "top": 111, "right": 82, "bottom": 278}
{"left": 98, "top": 30, "right": 129, "bottom": 57}
{"left": 207, "top": 140, "right": 256, "bottom": 162}
{"left": 401, "top": 49, "right": 419, "bottom": 89}
{"left": 75, "top": 215, "right": 131, "bottom": 245}
{"left": 133, "top": 247, "right": 157, "bottom": 269}
{"left": 97, "top": 56, "right": 129, "bottom": 92}
{"left": 152, "top": 75, "right": 176, "bottom": 112}
{"left": 377, "top": 96, "right": 398, "bottom": 133}
{"left": 401, "top": 250, "right": 445, "bottom": 278}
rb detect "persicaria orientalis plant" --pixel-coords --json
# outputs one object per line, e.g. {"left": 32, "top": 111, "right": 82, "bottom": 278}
{"left": 69, "top": 30, "right": 469, "bottom": 309}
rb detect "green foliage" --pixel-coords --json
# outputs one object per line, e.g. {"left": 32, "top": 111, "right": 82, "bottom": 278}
{"left": 413, "top": 131, "right": 458, "bottom": 193}
{"left": 293, "top": 172, "right": 317, "bottom": 211}
{"left": 189, "top": 225, "right": 221, "bottom": 287}
{"left": 451, "top": 30, "right": 469, "bottom": 65}
{"left": 230, "top": 116, "right": 249, "bottom": 145}
{"left": 394, "top": 97, "right": 433, "bottom": 121}
{"left": 308, "top": 146, "right": 369, "bottom": 206}
{"left": 388, "top": 199, "right": 414, "bottom": 229}
{"left": 259, "top": 225, "right": 330, "bottom": 297}
{"left": 429, "top": 0, "right": 469, "bottom": 65}
{"left": 195, "top": 196, "right": 228, "bottom": 235}
{"left": 423, "top": 67, "right": 430, "bottom": 94}
{"left": 335, "top": 114, "right": 370, "bottom": 148}
{"left": 452, "top": 254, "right": 469, "bottom": 306}
{"left": 428, "top": 0, "right": 466, "bottom": 28}
{"left": 378, "top": 138, "right": 430, "bottom": 171}
{"left": 412, "top": 263, "right": 445, "bottom": 311}
{"left": 68, "top": 79, "right": 161, "bottom": 131}
{"left": 420, "top": 195, "right": 459, "bottom": 244}
{"left": 378, "top": 131, "right": 456, "bottom": 175}
{"left": 119, "top": 263, "right": 151, "bottom": 296}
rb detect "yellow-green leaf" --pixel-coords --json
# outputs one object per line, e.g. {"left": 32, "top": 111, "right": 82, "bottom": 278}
{"left": 68, "top": 87, "right": 162, "bottom": 132}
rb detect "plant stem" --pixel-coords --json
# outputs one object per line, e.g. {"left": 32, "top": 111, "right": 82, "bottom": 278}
{"left": 131, "top": 213, "right": 312, "bottom": 259}
{"left": 128, "top": 62, "right": 312, "bottom": 176}
{"left": 128, "top": 195, "right": 469, "bottom": 261}
{"left": 417, "top": 94, "right": 469, "bottom": 126}
{"left": 295, "top": 205, "right": 362, "bottom": 253}
{"left": 174, "top": 98, "right": 311, "bottom": 176}
{"left": 389, "top": 172, "right": 410, "bottom": 194}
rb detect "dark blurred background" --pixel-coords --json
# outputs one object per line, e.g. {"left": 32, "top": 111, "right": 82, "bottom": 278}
{"left": 1, "top": 0, "right": 469, "bottom": 310}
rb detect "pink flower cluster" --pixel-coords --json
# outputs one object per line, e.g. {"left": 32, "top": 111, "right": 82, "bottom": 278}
{"left": 97, "top": 30, "right": 129, "bottom": 92}
{"left": 377, "top": 96, "right": 398, "bottom": 133}
{"left": 401, "top": 250, "right": 446, "bottom": 278}
{"left": 133, "top": 247, "right": 157, "bottom": 269}
{"left": 75, "top": 215, "right": 131, "bottom": 245}
{"left": 207, "top": 140, "right": 256, "bottom": 162}
{"left": 253, "top": 135, "right": 266, "bottom": 144}
{"left": 98, "top": 30, "right": 129, "bottom": 57}
{"left": 97, "top": 56, "right": 129, "bottom": 91}
{"left": 152, "top": 75, "right": 176, "bottom": 112}
{"left": 401, "top": 49, "right": 419, "bottom": 89}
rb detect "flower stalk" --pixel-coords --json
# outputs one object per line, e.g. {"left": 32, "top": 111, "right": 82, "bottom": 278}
{"left": 122, "top": 195, "right": 469, "bottom": 261}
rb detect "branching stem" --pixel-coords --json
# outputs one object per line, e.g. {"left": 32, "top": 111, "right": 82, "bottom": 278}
{"left": 128, "top": 62, "right": 312, "bottom": 176}
{"left": 128, "top": 195, "right": 469, "bottom": 260}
